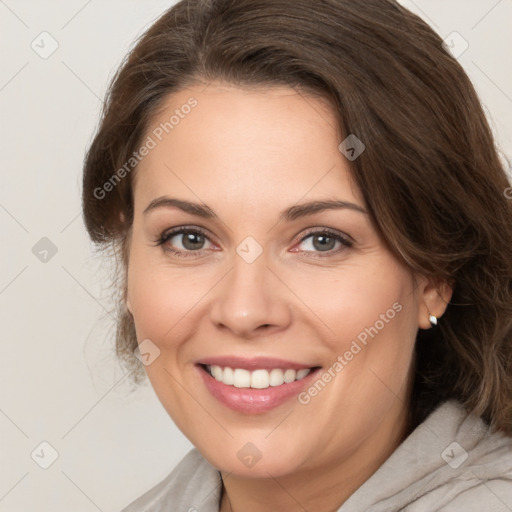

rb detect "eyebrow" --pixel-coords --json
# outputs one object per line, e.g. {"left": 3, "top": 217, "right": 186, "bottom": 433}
{"left": 143, "top": 197, "right": 216, "bottom": 218}
{"left": 282, "top": 199, "right": 368, "bottom": 221}
{"left": 143, "top": 197, "right": 368, "bottom": 221}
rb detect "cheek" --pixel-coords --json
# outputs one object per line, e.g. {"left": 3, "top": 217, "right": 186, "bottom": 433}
{"left": 291, "top": 261, "right": 418, "bottom": 441}
{"left": 284, "top": 257, "right": 415, "bottom": 353}
{"left": 126, "top": 247, "right": 216, "bottom": 347}
{"left": 340, "top": 268, "right": 417, "bottom": 400}
{"left": 289, "top": 255, "right": 419, "bottom": 416}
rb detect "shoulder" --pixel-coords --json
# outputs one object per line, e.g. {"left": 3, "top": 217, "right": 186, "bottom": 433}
{"left": 404, "top": 401, "right": 512, "bottom": 511}
{"left": 340, "top": 400, "right": 512, "bottom": 511}
{"left": 121, "top": 448, "right": 222, "bottom": 512}
{"left": 430, "top": 403, "right": 512, "bottom": 512}
{"left": 429, "top": 402, "right": 512, "bottom": 511}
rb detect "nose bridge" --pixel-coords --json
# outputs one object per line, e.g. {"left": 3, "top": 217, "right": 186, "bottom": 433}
{"left": 209, "top": 248, "right": 291, "bottom": 337}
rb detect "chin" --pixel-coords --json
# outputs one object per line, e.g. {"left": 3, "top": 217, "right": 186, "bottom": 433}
{"left": 193, "top": 436, "right": 315, "bottom": 479}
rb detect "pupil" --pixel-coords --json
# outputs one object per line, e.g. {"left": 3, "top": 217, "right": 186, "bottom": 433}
{"left": 183, "top": 233, "right": 204, "bottom": 250}
{"left": 313, "top": 235, "right": 335, "bottom": 251}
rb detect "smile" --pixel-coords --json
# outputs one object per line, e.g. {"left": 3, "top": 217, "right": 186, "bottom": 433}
{"left": 197, "top": 359, "right": 321, "bottom": 413}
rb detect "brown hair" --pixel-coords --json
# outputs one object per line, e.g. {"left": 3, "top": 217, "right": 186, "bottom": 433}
{"left": 82, "top": 0, "right": 512, "bottom": 433}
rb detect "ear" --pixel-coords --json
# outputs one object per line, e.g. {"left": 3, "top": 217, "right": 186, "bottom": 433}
{"left": 417, "top": 277, "right": 453, "bottom": 330}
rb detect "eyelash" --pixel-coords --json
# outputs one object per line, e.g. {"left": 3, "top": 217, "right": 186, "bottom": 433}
{"left": 154, "top": 226, "right": 215, "bottom": 259}
{"left": 153, "top": 226, "right": 353, "bottom": 259}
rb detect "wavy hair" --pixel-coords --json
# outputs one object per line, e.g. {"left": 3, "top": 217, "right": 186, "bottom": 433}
{"left": 82, "top": 0, "right": 512, "bottom": 433}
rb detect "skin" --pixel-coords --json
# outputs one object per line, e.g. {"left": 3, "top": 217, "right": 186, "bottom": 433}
{"left": 126, "top": 82, "right": 452, "bottom": 512}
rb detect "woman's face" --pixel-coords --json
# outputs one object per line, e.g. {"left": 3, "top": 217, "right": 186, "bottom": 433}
{"left": 126, "top": 82, "right": 438, "bottom": 478}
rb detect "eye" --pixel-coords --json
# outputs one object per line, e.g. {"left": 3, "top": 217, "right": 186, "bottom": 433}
{"left": 293, "top": 229, "right": 353, "bottom": 256}
{"left": 154, "top": 227, "right": 216, "bottom": 257}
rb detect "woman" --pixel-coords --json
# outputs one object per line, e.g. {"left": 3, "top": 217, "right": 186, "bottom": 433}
{"left": 82, "top": 0, "right": 512, "bottom": 510}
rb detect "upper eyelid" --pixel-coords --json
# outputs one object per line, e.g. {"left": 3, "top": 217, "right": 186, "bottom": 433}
{"left": 159, "top": 226, "right": 215, "bottom": 244}
{"left": 299, "top": 227, "right": 353, "bottom": 243}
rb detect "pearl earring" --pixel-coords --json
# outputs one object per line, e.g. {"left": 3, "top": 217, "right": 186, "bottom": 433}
{"left": 428, "top": 310, "right": 438, "bottom": 326}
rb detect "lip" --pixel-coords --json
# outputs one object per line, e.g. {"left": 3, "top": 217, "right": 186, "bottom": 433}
{"left": 196, "top": 362, "right": 321, "bottom": 414}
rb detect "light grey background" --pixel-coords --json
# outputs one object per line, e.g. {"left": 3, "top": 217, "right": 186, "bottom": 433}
{"left": 0, "top": 1, "right": 511, "bottom": 511}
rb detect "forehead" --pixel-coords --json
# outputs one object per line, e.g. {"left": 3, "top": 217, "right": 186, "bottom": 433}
{"left": 132, "top": 82, "right": 364, "bottom": 212}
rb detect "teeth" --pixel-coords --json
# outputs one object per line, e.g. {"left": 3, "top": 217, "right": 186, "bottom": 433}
{"left": 269, "top": 368, "right": 285, "bottom": 386}
{"left": 223, "top": 366, "right": 234, "bottom": 385}
{"left": 284, "top": 369, "right": 296, "bottom": 383}
{"left": 296, "top": 368, "right": 311, "bottom": 380}
{"left": 233, "top": 368, "right": 251, "bottom": 388}
{"left": 251, "top": 369, "right": 269, "bottom": 389}
{"left": 207, "top": 365, "right": 312, "bottom": 389}
{"left": 213, "top": 366, "right": 223, "bottom": 381}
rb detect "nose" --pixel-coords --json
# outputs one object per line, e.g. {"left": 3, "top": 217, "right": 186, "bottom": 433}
{"left": 209, "top": 254, "right": 292, "bottom": 339}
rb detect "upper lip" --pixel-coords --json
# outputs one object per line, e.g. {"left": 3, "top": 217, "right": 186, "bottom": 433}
{"left": 196, "top": 356, "right": 319, "bottom": 371}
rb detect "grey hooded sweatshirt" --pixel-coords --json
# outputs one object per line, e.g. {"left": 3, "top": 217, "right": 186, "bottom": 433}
{"left": 121, "top": 401, "right": 512, "bottom": 511}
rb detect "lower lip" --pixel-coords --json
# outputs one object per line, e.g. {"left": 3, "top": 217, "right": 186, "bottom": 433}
{"left": 198, "top": 366, "right": 319, "bottom": 414}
